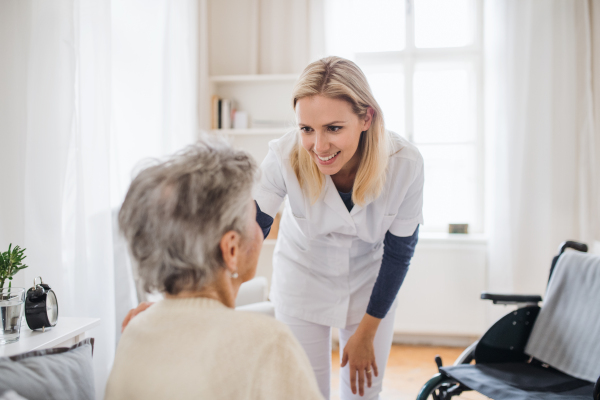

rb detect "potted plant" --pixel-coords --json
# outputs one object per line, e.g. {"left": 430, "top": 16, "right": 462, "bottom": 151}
{"left": 0, "top": 244, "right": 28, "bottom": 344}
{"left": 0, "top": 244, "right": 28, "bottom": 291}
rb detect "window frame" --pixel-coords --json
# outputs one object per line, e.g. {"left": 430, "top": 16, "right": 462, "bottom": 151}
{"left": 352, "top": 0, "right": 485, "bottom": 233}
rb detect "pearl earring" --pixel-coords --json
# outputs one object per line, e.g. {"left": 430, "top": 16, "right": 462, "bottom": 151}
{"left": 231, "top": 270, "right": 239, "bottom": 279}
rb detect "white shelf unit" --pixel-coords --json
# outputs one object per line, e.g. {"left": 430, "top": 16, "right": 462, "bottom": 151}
{"left": 204, "top": 0, "right": 312, "bottom": 292}
{"left": 208, "top": 75, "right": 290, "bottom": 284}
{"left": 210, "top": 78, "right": 297, "bottom": 144}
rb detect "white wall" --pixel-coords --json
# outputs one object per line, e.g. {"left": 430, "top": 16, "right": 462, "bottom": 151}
{"left": 394, "top": 236, "right": 488, "bottom": 339}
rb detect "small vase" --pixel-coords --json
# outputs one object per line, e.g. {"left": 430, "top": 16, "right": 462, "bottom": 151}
{"left": 0, "top": 287, "right": 25, "bottom": 345}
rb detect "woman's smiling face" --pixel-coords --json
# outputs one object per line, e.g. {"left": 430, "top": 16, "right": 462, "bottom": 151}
{"left": 296, "top": 95, "right": 372, "bottom": 176}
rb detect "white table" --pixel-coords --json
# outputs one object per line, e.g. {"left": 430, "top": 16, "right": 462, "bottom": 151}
{"left": 0, "top": 317, "right": 100, "bottom": 358}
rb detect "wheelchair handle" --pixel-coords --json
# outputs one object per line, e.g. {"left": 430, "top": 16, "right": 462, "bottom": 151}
{"left": 557, "top": 241, "right": 588, "bottom": 255}
{"left": 549, "top": 241, "right": 588, "bottom": 285}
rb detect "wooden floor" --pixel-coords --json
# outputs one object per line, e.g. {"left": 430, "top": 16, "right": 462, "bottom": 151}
{"left": 331, "top": 345, "right": 489, "bottom": 400}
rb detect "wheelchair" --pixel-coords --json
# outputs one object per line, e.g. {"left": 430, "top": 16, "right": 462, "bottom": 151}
{"left": 416, "top": 241, "right": 600, "bottom": 400}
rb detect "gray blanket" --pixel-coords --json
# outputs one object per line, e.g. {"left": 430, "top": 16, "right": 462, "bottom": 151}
{"left": 525, "top": 250, "right": 600, "bottom": 382}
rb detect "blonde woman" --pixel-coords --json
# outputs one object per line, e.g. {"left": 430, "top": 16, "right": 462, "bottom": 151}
{"left": 254, "top": 56, "right": 424, "bottom": 399}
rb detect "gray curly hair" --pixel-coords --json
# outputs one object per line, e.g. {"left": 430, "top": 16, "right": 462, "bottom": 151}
{"left": 118, "top": 136, "right": 258, "bottom": 295}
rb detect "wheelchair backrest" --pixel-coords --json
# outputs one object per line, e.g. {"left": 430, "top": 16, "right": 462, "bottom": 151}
{"left": 525, "top": 250, "right": 600, "bottom": 383}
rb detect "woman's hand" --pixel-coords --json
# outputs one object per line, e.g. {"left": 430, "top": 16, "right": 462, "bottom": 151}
{"left": 121, "top": 301, "right": 154, "bottom": 332}
{"left": 340, "top": 314, "right": 382, "bottom": 396}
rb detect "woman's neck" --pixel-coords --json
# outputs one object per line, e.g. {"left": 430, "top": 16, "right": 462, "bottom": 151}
{"left": 332, "top": 149, "right": 361, "bottom": 192}
{"left": 332, "top": 174, "right": 354, "bottom": 193}
{"left": 164, "top": 269, "right": 240, "bottom": 308}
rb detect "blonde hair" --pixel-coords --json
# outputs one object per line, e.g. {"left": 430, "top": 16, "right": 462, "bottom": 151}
{"left": 290, "top": 56, "right": 390, "bottom": 206}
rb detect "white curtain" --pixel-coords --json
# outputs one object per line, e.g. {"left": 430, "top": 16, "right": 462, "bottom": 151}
{"left": 0, "top": 1, "right": 116, "bottom": 397}
{"left": 0, "top": 0, "right": 198, "bottom": 397}
{"left": 485, "top": 0, "right": 600, "bottom": 321}
{"left": 110, "top": 0, "right": 198, "bottom": 346}
{"left": 111, "top": 0, "right": 197, "bottom": 207}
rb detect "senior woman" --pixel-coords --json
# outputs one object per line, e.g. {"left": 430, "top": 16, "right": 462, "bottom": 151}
{"left": 104, "top": 138, "right": 323, "bottom": 400}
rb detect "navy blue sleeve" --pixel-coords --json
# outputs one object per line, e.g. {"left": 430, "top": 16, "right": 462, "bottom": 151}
{"left": 366, "top": 225, "right": 419, "bottom": 319}
{"left": 255, "top": 200, "right": 274, "bottom": 239}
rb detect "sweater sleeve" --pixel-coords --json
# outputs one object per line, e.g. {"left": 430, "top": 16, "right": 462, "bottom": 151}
{"left": 255, "top": 201, "right": 274, "bottom": 239}
{"left": 252, "top": 326, "right": 324, "bottom": 400}
{"left": 366, "top": 225, "right": 419, "bottom": 319}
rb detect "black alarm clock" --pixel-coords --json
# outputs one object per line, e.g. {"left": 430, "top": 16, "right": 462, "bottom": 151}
{"left": 25, "top": 276, "right": 58, "bottom": 331}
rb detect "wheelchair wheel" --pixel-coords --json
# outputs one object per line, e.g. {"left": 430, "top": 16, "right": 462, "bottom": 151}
{"left": 416, "top": 373, "right": 466, "bottom": 400}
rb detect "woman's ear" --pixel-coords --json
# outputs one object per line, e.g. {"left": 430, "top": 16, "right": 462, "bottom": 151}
{"left": 220, "top": 230, "right": 241, "bottom": 273}
{"left": 362, "top": 107, "right": 375, "bottom": 131}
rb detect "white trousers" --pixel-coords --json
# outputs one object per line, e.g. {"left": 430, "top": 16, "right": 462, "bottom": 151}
{"left": 276, "top": 307, "right": 397, "bottom": 400}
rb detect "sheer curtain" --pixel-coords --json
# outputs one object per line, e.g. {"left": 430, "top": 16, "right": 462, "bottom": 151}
{"left": 110, "top": 0, "right": 198, "bottom": 346}
{"left": 111, "top": 0, "right": 197, "bottom": 207}
{"left": 0, "top": 0, "right": 198, "bottom": 397}
{"left": 0, "top": 1, "right": 116, "bottom": 397}
{"left": 485, "top": 0, "right": 600, "bottom": 322}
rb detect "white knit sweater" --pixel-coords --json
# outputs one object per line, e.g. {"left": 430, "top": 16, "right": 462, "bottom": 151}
{"left": 105, "top": 297, "right": 323, "bottom": 400}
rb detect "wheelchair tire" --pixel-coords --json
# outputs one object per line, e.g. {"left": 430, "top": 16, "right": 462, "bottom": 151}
{"left": 416, "top": 373, "right": 463, "bottom": 400}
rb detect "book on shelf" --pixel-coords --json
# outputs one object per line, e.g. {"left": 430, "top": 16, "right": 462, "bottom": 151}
{"left": 211, "top": 96, "right": 238, "bottom": 130}
{"left": 222, "top": 99, "right": 231, "bottom": 129}
{"left": 211, "top": 95, "right": 219, "bottom": 129}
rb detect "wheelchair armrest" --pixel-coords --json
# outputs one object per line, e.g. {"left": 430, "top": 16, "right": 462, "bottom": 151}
{"left": 481, "top": 292, "right": 542, "bottom": 304}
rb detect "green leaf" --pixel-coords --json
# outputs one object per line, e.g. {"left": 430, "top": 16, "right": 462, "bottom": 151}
{"left": 0, "top": 244, "right": 28, "bottom": 281}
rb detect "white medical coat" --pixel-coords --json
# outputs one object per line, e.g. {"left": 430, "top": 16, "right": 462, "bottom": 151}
{"left": 254, "top": 130, "right": 424, "bottom": 328}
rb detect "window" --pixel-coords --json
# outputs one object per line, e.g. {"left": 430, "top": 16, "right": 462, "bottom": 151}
{"left": 325, "top": 0, "right": 483, "bottom": 233}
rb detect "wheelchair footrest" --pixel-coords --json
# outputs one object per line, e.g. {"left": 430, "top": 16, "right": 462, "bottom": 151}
{"left": 440, "top": 363, "right": 594, "bottom": 400}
